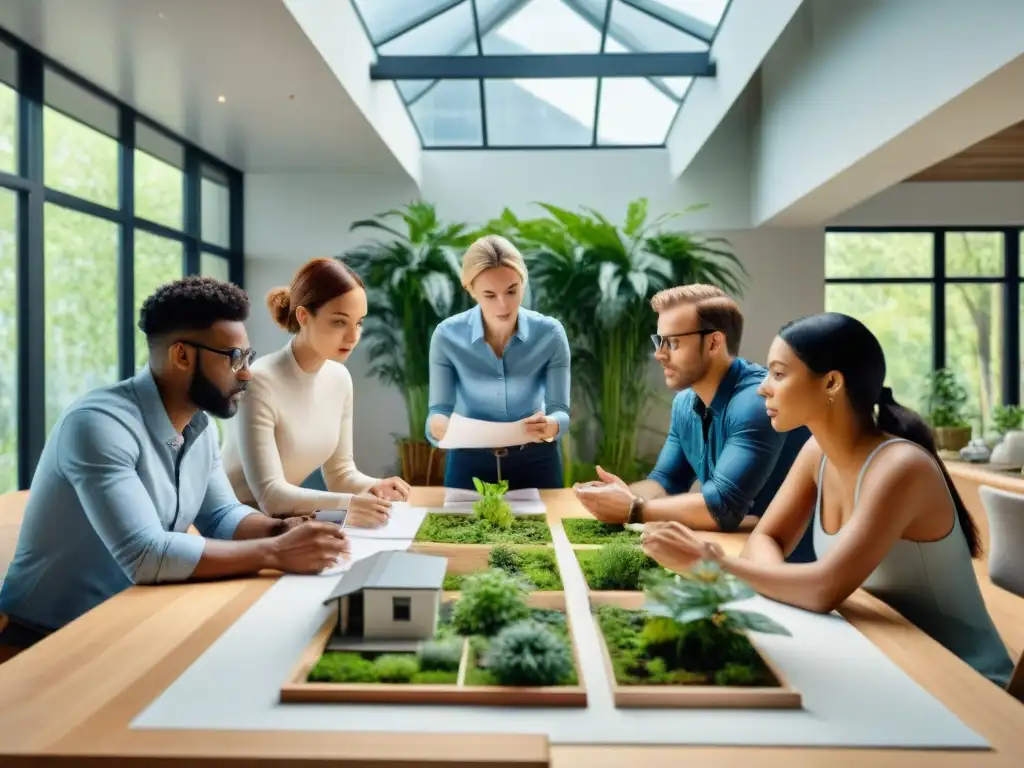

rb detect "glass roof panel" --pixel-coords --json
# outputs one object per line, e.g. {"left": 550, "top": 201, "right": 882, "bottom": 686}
{"left": 377, "top": 1, "right": 478, "bottom": 56}
{"left": 655, "top": 0, "right": 729, "bottom": 27}
{"left": 482, "top": 0, "right": 603, "bottom": 55}
{"left": 608, "top": 0, "right": 707, "bottom": 52}
{"left": 409, "top": 80, "right": 484, "bottom": 147}
{"left": 484, "top": 78, "right": 597, "bottom": 146}
{"left": 352, "top": 1, "right": 464, "bottom": 44}
{"left": 597, "top": 77, "right": 677, "bottom": 145}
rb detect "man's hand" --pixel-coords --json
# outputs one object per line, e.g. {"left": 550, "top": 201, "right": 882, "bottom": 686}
{"left": 524, "top": 411, "right": 557, "bottom": 441}
{"left": 346, "top": 494, "right": 392, "bottom": 528}
{"left": 274, "top": 514, "right": 314, "bottom": 535}
{"left": 370, "top": 476, "right": 411, "bottom": 501}
{"left": 266, "top": 521, "right": 350, "bottom": 574}
{"left": 573, "top": 482, "right": 633, "bottom": 524}
{"left": 641, "top": 521, "right": 725, "bottom": 573}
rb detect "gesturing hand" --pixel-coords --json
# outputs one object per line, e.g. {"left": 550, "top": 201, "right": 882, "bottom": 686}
{"left": 524, "top": 411, "right": 557, "bottom": 442}
{"left": 370, "top": 476, "right": 411, "bottom": 501}
{"left": 641, "top": 521, "right": 725, "bottom": 574}
{"left": 572, "top": 482, "right": 633, "bottom": 525}
{"left": 268, "top": 521, "right": 350, "bottom": 574}
{"left": 346, "top": 493, "right": 392, "bottom": 528}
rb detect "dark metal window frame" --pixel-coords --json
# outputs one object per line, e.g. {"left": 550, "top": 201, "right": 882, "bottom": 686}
{"left": 0, "top": 29, "right": 246, "bottom": 489}
{"left": 825, "top": 225, "right": 1023, "bottom": 407}
{"left": 348, "top": 0, "right": 735, "bottom": 150}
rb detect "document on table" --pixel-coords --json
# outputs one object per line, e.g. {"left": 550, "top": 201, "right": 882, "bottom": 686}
{"left": 342, "top": 503, "right": 428, "bottom": 540}
{"left": 319, "top": 536, "right": 412, "bottom": 576}
{"left": 437, "top": 412, "right": 533, "bottom": 449}
{"left": 442, "top": 487, "right": 545, "bottom": 514}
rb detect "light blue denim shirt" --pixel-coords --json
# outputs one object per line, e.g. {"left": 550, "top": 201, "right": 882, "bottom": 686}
{"left": 426, "top": 305, "right": 571, "bottom": 446}
{"left": 0, "top": 366, "right": 253, "bottom": 632}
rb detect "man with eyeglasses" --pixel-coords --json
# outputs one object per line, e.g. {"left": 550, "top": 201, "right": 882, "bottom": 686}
{"left": 574, "top": 284, "right": 815, "bottom": 563}
{"left": 0, "top": 277, "right": 350, "bottom": 661}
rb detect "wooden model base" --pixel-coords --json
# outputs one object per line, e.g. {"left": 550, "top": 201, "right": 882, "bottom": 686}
{"left": 281, "top": 592, "right": 587, "bottom": 708}
{"left": 589, "top": 592, "right": 802, "bottom": 709}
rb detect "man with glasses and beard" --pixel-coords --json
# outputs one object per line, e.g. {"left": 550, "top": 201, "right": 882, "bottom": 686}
{"left": 0, "top": 277, "right": 350, "bottom": 661}
{"left": 574, "top": 284, "right": 816, "bottom": 563}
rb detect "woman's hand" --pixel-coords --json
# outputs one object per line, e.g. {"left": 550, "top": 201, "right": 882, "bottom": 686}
{"left": 524, "top": 411, "right": 558, "bottom": 441}
{"left": 370, "top": 476, "right": 411, "bottom": 501}
{"left": 346, "top": 494, "right": 392, "bottom": 528}
{"left": 641, "top": 521, "right": 725, "bottom": 573}
{"left": 429, "top": 414, "right": 450, "bottom": 442}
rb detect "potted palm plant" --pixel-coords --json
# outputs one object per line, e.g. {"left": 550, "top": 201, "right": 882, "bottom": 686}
{"left": 489, "top": 198, "right": 746, "bottom": 482}
{"left": 342, "top": 202, "right": 476, "bottom": 485}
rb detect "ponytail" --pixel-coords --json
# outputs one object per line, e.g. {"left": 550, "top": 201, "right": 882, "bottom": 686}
{"left": 876, "top": 387, "right": 982, "bottom": 558}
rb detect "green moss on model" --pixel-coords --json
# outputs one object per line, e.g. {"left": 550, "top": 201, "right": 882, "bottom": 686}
{"left": 562, "top": 518, "right": 640, "bottom": 545}
{"left": 445, "top": 545, "right": 563, "bottom": 591}
{"left": 415, "top": 513, "right": 551, "bottom": 545}
{"left": 575, "top": 540, "right": 661, "bottom": 590}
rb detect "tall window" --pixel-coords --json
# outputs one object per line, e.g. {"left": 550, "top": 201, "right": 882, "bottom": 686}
{"left": 0, "top": 35, "right": 245, "bottom": 490}
{"left": 825, "top": 229, "right": 1021, "bottom": 437}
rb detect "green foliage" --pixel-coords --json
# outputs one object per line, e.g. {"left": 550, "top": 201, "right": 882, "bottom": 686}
{"left": 448, "top": 546, "right": 562, "bottom": 591}
{"left": 582, "top": 540, "right": 660, "bottom": 590}
{"left": 488, "top": 543, "right": 521, "bottom": 572}
{"left": 472, "top": 477, "right": 514, "bottom": 529}
{"left": 417, "top": 639, "right": 464, "bottom": 673}
{"left": 307, "top": 652, "right": 378, "bottom": 683}
{"left": 410, "top": 670, "right": 459, "bottom": 684}
{"left": 342, "top": 202, "right": 477, "bottom": 441}
{"left": 489, "top": 197, "right": 746, "bottom": 481}
{"left": 373, "top": 654, "right": 420, "bottom": 683}
{"left": 415, "top": 513, "right": 551, "bottom": 545}
{"left": 562, "top": 518, "right": 640, "bottom": 545}
{"left": 482, "top": 620, "right": 574, "bottom": 687}
{"left": 992, "top": 404, "right": 1023, "bottom": 434}
{"left": 925, "top": 368, "right": 970, "bottom": 429}
{"left": 451, "top": 569, "right": 531, "bottom": 637}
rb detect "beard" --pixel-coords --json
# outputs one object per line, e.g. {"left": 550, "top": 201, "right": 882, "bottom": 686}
{"left": 664, "top": 355, "right": 711, "bottom": 392}
{"left": 188, "top": 358, "right": 244, "bottom": 419}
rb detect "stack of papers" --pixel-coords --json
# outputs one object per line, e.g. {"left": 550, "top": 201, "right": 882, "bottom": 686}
{"left": 320, "top": 537, "right": 412, "bottom": 576}
{"left": 442, "top": 487, "right": 546, "bottom": 515}
{"left": 341, "top": 503, "right": 428, "bottom": 539}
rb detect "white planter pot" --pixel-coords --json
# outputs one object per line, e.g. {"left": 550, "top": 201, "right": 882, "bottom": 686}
{"left": 989, "top": 429, "right": 1024, "bottom": 466}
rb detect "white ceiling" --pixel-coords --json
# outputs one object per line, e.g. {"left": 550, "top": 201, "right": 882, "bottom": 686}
{"left": 0, "top": 0, "right": 415, "bottom": 173}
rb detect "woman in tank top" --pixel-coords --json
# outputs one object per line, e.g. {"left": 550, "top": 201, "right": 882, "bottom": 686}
{"left": 641, "top": 312, "right": 1014, "bottom": 688}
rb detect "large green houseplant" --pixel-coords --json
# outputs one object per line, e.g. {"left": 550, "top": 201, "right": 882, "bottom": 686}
{"left": 489, "top": 198, "right": 747, "bottom": 482}
{"left": 343, "top": 202, "right": 476, "bottom": 484}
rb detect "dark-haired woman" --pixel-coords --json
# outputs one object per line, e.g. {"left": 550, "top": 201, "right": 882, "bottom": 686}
{"left": 641, "top": 312, "right": 1014, "bottom": 687}
{"left": 220, "top": 257, "right": 409, "bottom": 525}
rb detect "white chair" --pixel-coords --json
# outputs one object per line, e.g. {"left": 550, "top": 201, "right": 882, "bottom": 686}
{"left": 978, "top": 485, "right": 1024, "bottom": 598}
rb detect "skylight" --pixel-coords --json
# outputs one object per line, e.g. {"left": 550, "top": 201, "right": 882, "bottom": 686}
{"left": 351, "top": 0, "right": 730, "bottom": 148}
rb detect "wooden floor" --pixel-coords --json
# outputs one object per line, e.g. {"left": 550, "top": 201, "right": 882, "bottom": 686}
{"left": 0, "top": 485, "right": 1023, "bottom": 766}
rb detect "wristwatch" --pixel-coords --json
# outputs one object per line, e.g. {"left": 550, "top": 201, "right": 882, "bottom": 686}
{"left": 627, "top": 495, "right": 645, "bottom": 525}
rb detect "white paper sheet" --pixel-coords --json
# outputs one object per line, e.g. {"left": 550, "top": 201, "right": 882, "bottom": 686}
{"left": 319, "top": 536, "right": 413, "bottom": 576}
{"left": 442, "top": 487, "right": 546, "bottom": 515}
{"left": 134, "top": 522, "right": 989, "bottom": 750}
{"left": 342, "top": 504, "right": 428, "bottom": 540}
{"left": 437, "top": 412, "right": 532, "bottom": 449}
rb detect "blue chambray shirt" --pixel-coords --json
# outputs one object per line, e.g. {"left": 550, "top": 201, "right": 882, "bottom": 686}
{"left": 0, "top": 366, "right": 253, "bottom": 632}
{"left": 648, "top": 357, "right": 811, "bottom": 535}
{"left": 425, "top": 305, "right": 571, "bottom": 445}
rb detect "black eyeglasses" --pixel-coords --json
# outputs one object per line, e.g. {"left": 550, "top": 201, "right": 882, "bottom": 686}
{"left": 177, "top": 340, "right": 256, "bottom": 372}
{"left": 651, "top": 329, "right": 715, "bottom": 352}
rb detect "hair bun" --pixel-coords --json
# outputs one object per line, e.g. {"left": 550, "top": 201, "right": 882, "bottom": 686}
{"left": 265, "top": 287, "right": 292, "bottom": 330}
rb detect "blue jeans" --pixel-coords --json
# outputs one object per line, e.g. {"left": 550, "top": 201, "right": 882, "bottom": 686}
{"left": 444, "top": 441, "right": 564, "bottom": 490}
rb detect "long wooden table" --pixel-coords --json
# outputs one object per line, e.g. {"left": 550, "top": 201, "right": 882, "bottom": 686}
{"left": 1, "top": 487, "right": 1024, "bottom": 767}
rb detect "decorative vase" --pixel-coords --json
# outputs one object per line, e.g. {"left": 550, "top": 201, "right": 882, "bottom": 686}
{"left": 989, "top": 429, "right": 1024, "bottom": 467}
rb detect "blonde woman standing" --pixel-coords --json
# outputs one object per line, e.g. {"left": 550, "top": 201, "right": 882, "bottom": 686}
{"left": 426, "top": 235, "right": 571, "bottom": 490}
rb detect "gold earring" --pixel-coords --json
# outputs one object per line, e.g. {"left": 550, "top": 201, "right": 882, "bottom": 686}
{"left": 828, "top": 395, "right": 834, "bottom": 404}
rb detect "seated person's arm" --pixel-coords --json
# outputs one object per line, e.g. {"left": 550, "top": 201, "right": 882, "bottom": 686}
{"left": 719, "top": 442, "right": 932, "bottom": 612}
{"left": 739, "top": 439, "right": 821, "bottom": 563}
{"left": 638, "top": 398, "right": 696, "bottom": 501}
{"left": 426, "top": 329, "right": 455, "bottom": 445}
{"left": 543, "top": 321, "right": 571, "bottom": 438}
{"left": 58, "top": 409, "right": 275, "bottom": 583}
{"left": 236, "top": 379, "right": 359, "bottom": 517}
{"left": 322, "top": 377, "right": 378, "bottom": 495}
{"left": 644, "top": 389, "right": 790, "bottom": 531}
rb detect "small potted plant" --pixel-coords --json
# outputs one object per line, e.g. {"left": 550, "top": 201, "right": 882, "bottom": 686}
{"left": 989, "top": 404, "right": 1024, "bottom": 466}
{"left": 471, "top": 477, "right": 514, "bottom": 530}
{"left": 924, "top": 368, "right": 972, "bottom": 453}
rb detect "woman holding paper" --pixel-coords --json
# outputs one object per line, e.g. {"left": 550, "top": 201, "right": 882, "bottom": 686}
{"left": 426, "top": 235, "right": 571, "bottom": 490}
{"left": 220, "top": 257, "right": 410, "bottom": 525}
